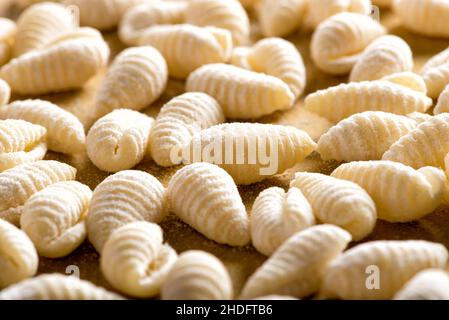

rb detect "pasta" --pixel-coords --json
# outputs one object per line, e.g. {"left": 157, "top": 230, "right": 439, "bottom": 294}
{"left": 434, "top": 84, "right": 449, "bottom": 115}
{"left": 0, "top": 99, "right": 86, "bottom": 154}
{"left": 92, "top": 46, "right": 167, "bottom": 119}
{"left": 101, "top": 222, "right": 178, "bottom": 298}
{"left": 161, "top": 250, "right": 233, "bottom": 300}
{"left": 311, "top": 12, "right": 386, "bottom": 75}
{"left": 0, "top": 18, "right": 16, "bottom": 67}
{"left": 21, "top": 181, "right": 92, "bottom": 258}
{"left": 290, "top": 172, "right": 376, "bottom": 240}
{"left": 317, "top": 111, "right": 417, "bottom": 161}
{"left": 186, "top": 63, "right": 295, "bottom": 119}
{"left": 230, "top": 46, "right": 252, "bottom": 69}
{"left": 349, "top": 35, "right": 413, "bottom": 82}
{"left": 149, "top": 92, "right": 225, "bottom": 167}
{"left": 0, "top": 79, "right": 10, "bottom": 107}
{"left": 251, "top": 187, "right": 315, "bottom": 256}
{"left": 240, "top": 225, "right": 351, "bottom": 299}
{"left": 394, "top": 269, "right": 449, "bottom": 300}
{"left": 406, "top": 112, "right": 432, "bottom": 124}
{"left": 321, "top": 240, "right": 448, "bottom": 299}
{"left": 258, "top": 0, "right": 308, "bottom": 37}
{"left": 87, "top": 170, "right": 167, "bottom": 253}
{"left": 331, "top": 161, "right": 446, "bottom": 222}
{"left": 183, "top": 123, "right": 317, "bottom": 185}
{"left": 0, "top": 219, "right": 38, "bottom": 288}
{"left": 239, "top": 0, "right": 259, "bottom": 9}
{"left": 138, "top": 24, "right": 232, "bottom": 79}
{"left": 0, "top": 160, "right": 76, "bottom": 226}
{"left": 0, "top": 274, "right": 122, "bottom": 300}
{"left": 420, "top": 46, "right": 449, "bottom": 98}
{"left": 167, "top": 163, "right": 250, "bottom": 246}
{"left": 87, "top": 109, "right": 154, "bottom": 172}
{"left": 381, "top": 72, "right": 427, "bottom": 94}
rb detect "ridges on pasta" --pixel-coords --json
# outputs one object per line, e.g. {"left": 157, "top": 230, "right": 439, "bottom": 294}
{"left": 420, "top": 46, "right": 449, "bottom": 98}
{"left": 0, "top": 18, "right": 16, "bottom": 67}
{"left": 394, "top": 269, "right": 449, "bottom": 300}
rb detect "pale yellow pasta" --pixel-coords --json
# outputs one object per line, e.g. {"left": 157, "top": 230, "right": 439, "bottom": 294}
{"left": 0, "top": 142, "right": 47, "bottom": 173}
{"left": 258, "top": 0, "right": 308, "bottom": 37}
{"left": 317, "top": 111, "right": 417, "bottom": 161}
{"left": 161, "top": 250, "right": 233, "bottom": 300}
{"left": 0, "top": 274, "right": 122, "bottom": 300}
{"left": 321, "top": 240, "right": 448, "bottom": 300}
{"left": 381, "top": 72, "right": 428, "bottom": 94}
{"left": 101, "top": 222, "right": 177, "bottom": 298}
{"left": 186, "top": 63, "right": 295, "bottom": 119}
{"left": 311, "top": 12, "right": 385, "bottom": 75}
{"left": 0, "top": 219, "right": 38, "bottom": 288}
{"left": 394, "top": 269, "right": 449, "bottom": 300}
{"left": 139, "top": 24, "right": 232, "bottom": 79}
{"left": 0, "top": 18, "right": 16, "bottom": 67}
{"left": 0, "top": 79, "right": 10, "bottom": 108}
{"left": 21, "top": 181, "right": 92, "bottom": 258}
{"left": 240, "top": 225, "right": 351, "bottom": 299}
{"left": 183, "top": 123, "right": 317, "bottom": 185}
{"left": 230, "top": 46, "right": 252, "bottom": 69}
{"left": 290, "top": 172, "right": 376, "bottom": 240}
{"left": 406, "top": 112, "right": 432, "bottom": 124}
{"left": 420, "top": 46, "right": 449, "bottom": 98}
{"left": 0, "top": 99, "right": 86, "bottom": 154}
{"left": 251, "top": 187, "right": 315, "bottom": 256}
{"left": 149, "top": 92, "right": 225, "bottom": 167}
{"left": 87, "top": 170, "right": 167, "bottom": 253}
{"left": 435, "top": 84, "right": 449, "bottom": 115}
{"left": 167, "top": 163, "right": 250, "bottom": 246}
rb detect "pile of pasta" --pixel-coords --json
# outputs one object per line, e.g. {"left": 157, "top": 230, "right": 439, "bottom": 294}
{"left": 2, "top": 0, "right": 449, "bottom": 301}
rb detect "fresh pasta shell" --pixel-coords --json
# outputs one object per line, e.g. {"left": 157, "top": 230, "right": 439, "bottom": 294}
{"left": 321, "top": 240, "right": 449, "bottom": 299}
{"left": 420, "top": 47, "right": 449, "bottom": 98}
{"left": 317, "top": 111, "right": 417, "bottom": 161}
{"left": 239, "top": 0, "right": 259, "bottom": 9}
{"left": 162, "top": 250, "right": 233, "bottom": 300}
{"left": 183, "top": 123, "right": 317, "bottom": 185}
{"left": 435, "top": 84, "right": 449, "bottom": 115}
{"left": 240, "top": 225, "right": 351, "bottom": 299}
{"left": 406, "top": 112, "right": 432, "bottom": 124}
{"left": 381, "top": 72, "right": 428, "bottom": 94}
{"left": 167, "top": 163, "right": 250, "bottom": 246}
{"left": 21, "top": 181, "right": 92, "bottom": 258}
{"left": 0, "top": 79, "right": 10, "bottom": 107}
{"left": 149, "top": 92, "right": 225, "bottom": 167}
{"left": 311, "top": 12, "right": 386, "bottom": 75}
{"left": 0, "top": 142, "right": 47, "bottom": 173}
{"left": 290, "top": 172, "right": 376, "bottom": 240}
{"left": 87, "top": 170, "right": 167, "bottom": 253}
{"left": 0, "top": 219, "right": 38, "bottom": 288}
{"left": 139, "top": 24, "right": 232, "bottom": 79}
{"left": 394, "top": 269, "right": 449, "bottom": 300}
{"left": 101, "top": 222, "right": 178, "bottom": 298}
{"left": 230, "top": 46, "right": 252, "bottom": 69}
{"left": 186, "top": 63, "right": 295, "bottom": 119}
{"left": 0, "top": 99, "right": 86, "bottom": 154}
{"left": 258, "top": 0, "right": 308, "bottom": 37}
{"left": 251, "top": 187, "right": 315, "bottom": 256}
{"left": 0, "top": 18, "right": 16, "bottom": 67}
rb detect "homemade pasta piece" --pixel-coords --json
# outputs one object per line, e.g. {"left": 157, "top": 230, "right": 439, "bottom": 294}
{"left": 139, "top": 24, "right": 232, "bottom": 79}
{"left": 186, "top": 63, "right": 295, "bottom": 119}
{"left": 420, "top": 47, "right": 449, "bottom": 98}
{"left": 381, "top": 72, "right": 427, "bottom": 94}
{"left": 251, "top": 187, "right": 315, "bottom": 256}
{"left": 87, "top": 170, "right": 166, "bottom": 253}
{"left": 0, "top": 219, "right": 38, "bottom": 288}
{"left": 290, "top": 172, "right": 376, "bottom": 240}
{"left": 101, "top": 222, "right": 178, "bottom": 298}
{"left": 0, "top": 79, "right": 10, "bottom": 107}
{"left": 240, "top": 225, "right": 351, "bottom": 299}
{"left": 0, "top": 18, "right": 16, "bottom": 67}
{"left": 21, "top": 181, "right": 92, "bottom": 258}
{"left": 230, "top": 46, "right": 252, "bottom": 69}
{"left": 0, "top": 100, "right": 86, "bottom": 154}
{"left": 161, "top": 250, "right": 233, "bottom": 300}
{"left": 149, "top": 92, "right": 225, "bottom": 167}
{"left": 394, "top": 269, "right": 449, "bottom": 300}
{"left": 258, "top": 0, "right": 308, "bottom": 37}
{"left": 317, "top": 111, "right": 417, "bottom": 161}
{"left": 406, "top": 112, "right": 432, "bottom": 124}
{"left": 167, "top": 163, "right": 250, "bottom": 246}
{"left": 311, "top": 12, "right": 386, "bottom": 75}
{"left": 183, "top": 123, "right": 317, "bottom": 185}
{"left": 321, "top": 240, "right": 448, "bottom": 300}
{"left": 434, "top": 84, "right": 449, "bottom": 115}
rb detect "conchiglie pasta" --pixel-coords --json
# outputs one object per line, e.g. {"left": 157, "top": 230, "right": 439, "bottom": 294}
{"left": 0, "top": 18, "right": 16, "bottom": 67}
{"left": 258, "top": 0, "right": 308, "bottom": 37}
{"left": 420, "top": 47, "right": 449, "bottom": 98}
{"left": 394, "top": 269, "right": 449, "bottom": 300}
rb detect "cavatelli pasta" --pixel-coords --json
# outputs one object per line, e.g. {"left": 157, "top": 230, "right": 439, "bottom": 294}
{"left": 101, "top": 222, "right": 178, "bottom": 298}
{"left": 0, "top": 18, "right": 16, "bottom": 67}
{"left": 182, "top": 123, "right": 317, "bottom": 185}
{"left": 138, "top": 24, "right": 232, "bottom": 79}
{"left": 258, "top": 0, "right": 308, "bottom": 37}
{"left": 0, "top": 219, "right": 38, "bottom": 288}
{"left": 0, "top": 79, "right": 10, "bottom": 107}
{"left": 149, "top": 92, "right": 225, "bottom": 167}
{"left": 317, "top": 111, "right": 417, "bottom": 161}
{"left": 290, "top": 172, "right": 376, "bottom": 240}
{"left": 406, "top": 112, "right": 432, "bottom": 124}
{"left": 311, "top": 12, "right": 386, "bottom": 75}
{"left": 381, "top": 72, "right": 428, "bottom": 94}
{"left": 167, "top": 163, "right": 250, "bottom": 246}
{"left": 186, "top": 63, "right": 295, "bottom": 119}
{"left": 420, "top": 47, "right": 449, "bottom": 98}
{"left": 87, "top": 170, "right": 167, "bottom": 253}
{"left": 0, "top": 99, "right": 86, "bottom": 154}
{"left": 240, "top": 225, "right": 351, "bottom": 299}
{"left": 434, "top": 84, "right": 449, "bottom": 115}
{"left": 162, "top": 250, "right": 233, "bottom": 300}
{"left": 251, "top": 187, "right": 315, "bottom": 256}
{"left": 321, "top": 240, "right": 448, "bottom": 300}
{"left": 230, "top": 46, "right": 252, "bottom": 69}
{"left": 21, "top": 181, "right": 92, "bottom": 258}
{"left": 394, "top": 269, "right": 449, "bottom": 300}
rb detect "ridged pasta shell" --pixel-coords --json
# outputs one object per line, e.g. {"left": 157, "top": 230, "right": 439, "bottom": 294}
{"left": 258, "top": 0, "right": 308, "bottom": 37}
{"left": 420, "top": 46, "right": 449, "bottom": 98}
{"left": 381, "top": 72, "right": 427, "bottom": 94}
{"left": 0, "top": 79, "right": 9, "bottom": 107}
{"left": 406, "top": 112, "right": 432, "bottom": 124}
{"left": 0, "top": 142, "right": 47, "bottom": 173}
{"left": 240, "top": 225, "right": 351, "bottom": 299}
{"left": 0, "top": 18, "right": 16, "bottom": 67}
{"left": 290, "top": 172, "right": 376, "bottom": 240}
{"left": 321, "top": 240, "right": 449, "bottom": 299}
{"left": 161, "top": 250, "right": 233, "bottom": 300}
{"left": 21, "top": 181, "right": 92, "bottom": 258}
{"left": 167, "top": 163, "right": 250, "bottom": 246}
{"left": 101, "top": 222, "right": 178, "bottom": 298}
{"left": 435, "top": 84, "right": 449, "bottom": 115}
{"left": 394, "top": 269, "right": 449, "bottom": 300}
